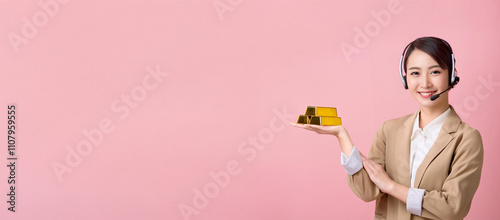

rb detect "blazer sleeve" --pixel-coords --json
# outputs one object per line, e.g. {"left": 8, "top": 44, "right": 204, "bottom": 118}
{"left": 420, "top": 128, "right": 484, "bottom": 219}
{"left": 347, "top": 122, "right": 387, "bottom": 202}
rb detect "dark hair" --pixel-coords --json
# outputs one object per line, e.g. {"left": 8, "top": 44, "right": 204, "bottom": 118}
{"left": 403, "top": 37, "right": 455, "bottom": 83}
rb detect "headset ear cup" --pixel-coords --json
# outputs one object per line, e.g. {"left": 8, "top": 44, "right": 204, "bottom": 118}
{"left": 451, "top": 67, "right": 458, "bottom": 86}
{"left": 453, "top": 76, "right": 460, "bottom": 87}
{"left": 403, "top": 75, "right": 408, "bottom": 89}
{"left": 400, "top": 43, "right": 411, "bottom": 90}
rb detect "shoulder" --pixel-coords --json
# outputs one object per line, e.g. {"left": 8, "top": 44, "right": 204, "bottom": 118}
{"left": 447, "top": 108, "right": 483, "bottom": 144}
{"left": 446, "top": 113, "right": 484, "bottom": 160}
{"left": 379, "top": 112, "right": 415, "bottom": 131}
{"left": 455, "top": 121, "right": 483, "bottom": 146}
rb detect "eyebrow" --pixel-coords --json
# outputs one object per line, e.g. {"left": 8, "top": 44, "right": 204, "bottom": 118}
{"left": 408, "top": 65, "right": 442, "bottom": 70}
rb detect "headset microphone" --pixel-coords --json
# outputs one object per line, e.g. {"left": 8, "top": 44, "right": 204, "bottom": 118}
{"left": 430, "top": 76, "right": 460, "bottom": 101}
{"left": 430, "top": 86, "right": 452, "bottom": 101}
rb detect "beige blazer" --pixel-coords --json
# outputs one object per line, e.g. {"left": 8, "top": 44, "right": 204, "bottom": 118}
{"left": 348, "top": 107, "right": 483, "bottom": 220}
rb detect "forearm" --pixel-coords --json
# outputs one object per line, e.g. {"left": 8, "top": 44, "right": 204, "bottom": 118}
{"left": 347, "top": 168, "right": 383, "bottom": 202}
{"left": 361, "top": 155, "right": 410, "bottom": 206}
{"left": 337, "top": 128, "right": 354, "bottom": 157}
{"left": 386, "top": 181, "right": 409, "bottom": 204}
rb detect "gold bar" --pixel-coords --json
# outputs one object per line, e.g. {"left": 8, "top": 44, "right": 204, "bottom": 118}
{"left": 309, "top": 116, "right": 342, "bottom": 126}
{"left": 296, "top": 115, "right": 309, "bottom": 124}
{"left": 305, "top": 106, "right": 337, "bottom": 117}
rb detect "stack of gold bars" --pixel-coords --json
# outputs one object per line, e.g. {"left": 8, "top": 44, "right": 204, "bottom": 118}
{"left": 296, "top": 106, "right": 342, "bottom": 126}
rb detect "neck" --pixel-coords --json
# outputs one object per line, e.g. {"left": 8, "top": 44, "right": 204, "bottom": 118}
{"left": 419, "top": 104, "right": 450, "bottom": 129}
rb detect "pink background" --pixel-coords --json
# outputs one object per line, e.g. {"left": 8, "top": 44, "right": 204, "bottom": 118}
{"left": 1, "top": 0, "right": 499, "bottom": 219}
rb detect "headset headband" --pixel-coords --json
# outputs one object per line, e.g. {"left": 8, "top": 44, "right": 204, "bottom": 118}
{"left": 399, "top": 38, "right": 456, "bottom": 89}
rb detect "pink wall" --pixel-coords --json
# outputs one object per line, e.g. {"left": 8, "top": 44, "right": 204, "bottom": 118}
{"left": 1, "top": 0, "right": 499, "bottom": 219}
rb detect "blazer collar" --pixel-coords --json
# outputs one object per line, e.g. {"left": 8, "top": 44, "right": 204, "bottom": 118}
{"left": 413, "top": 106, "right": 462, "bottom": 187}
{"left": 395, "top": 111, "right": 419, "bottom": 187}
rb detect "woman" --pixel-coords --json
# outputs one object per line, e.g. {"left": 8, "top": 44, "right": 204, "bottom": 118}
{"left": 291, "top": 37, "right": 483, "bottom": 219}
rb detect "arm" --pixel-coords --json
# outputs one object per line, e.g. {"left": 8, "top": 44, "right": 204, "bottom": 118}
{"left": 419, "top": 129, "right": 483, "bottom": 219}
{"left": 289, "top": 122, "right": 386, "bottom": 202}
{"left": 289, "top": 123, "right": 354, "bottom": 156}
{"left": 346, "top": 122, "right": 387, "bottom": 202}
{"left": 362, "top": 127, "right": 484, "bottom": 219}
{"left": 361, "top": 154, "right": 408, "bottom": 202}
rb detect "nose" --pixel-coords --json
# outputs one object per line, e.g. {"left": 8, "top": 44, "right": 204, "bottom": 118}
{"left": 420, "top": 73, "right": 432, "bottom": 88}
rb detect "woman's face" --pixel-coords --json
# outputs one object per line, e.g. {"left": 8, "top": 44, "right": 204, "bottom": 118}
{"left": 406, "top": 49, "right": 450, "bottom": 109}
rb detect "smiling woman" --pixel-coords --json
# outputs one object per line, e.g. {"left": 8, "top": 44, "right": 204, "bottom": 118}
{"left": 403, "top": 38, "right": 460, "bottom": 127}
{"left": 291, "top": 37, "right": 484, "bottom": 220}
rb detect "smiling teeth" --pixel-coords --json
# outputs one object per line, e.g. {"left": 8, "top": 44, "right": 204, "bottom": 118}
{"left": 420, "top": 92, "right": 433, "bottom": 96}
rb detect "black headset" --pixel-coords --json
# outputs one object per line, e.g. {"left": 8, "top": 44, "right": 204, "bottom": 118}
{"left": 399, "top": 38, "right": 459, "bottom": 90}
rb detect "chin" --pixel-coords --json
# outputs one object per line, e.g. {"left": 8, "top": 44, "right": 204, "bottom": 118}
{"left": 419, "top": 98, "right": 448, "bottom": 109}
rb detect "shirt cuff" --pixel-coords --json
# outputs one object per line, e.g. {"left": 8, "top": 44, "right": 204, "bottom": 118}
{"left": 406, "top": 188, "right": 425, "bottom": 216}
{"left": 340, "top": 146, "right": 363, "bottom": 175}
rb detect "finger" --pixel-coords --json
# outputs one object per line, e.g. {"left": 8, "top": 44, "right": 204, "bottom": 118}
{"left": 307, "top": 125, "right": 329, "bottom": 132}
{"left": 290, "top": 123, "right": 330, "bottom": 135}
{"left": 303, "top": 125, "right": 318, "bottom": 131}
{"left": 362, "top": 160, "right": 374, "bottom": 177}
{"left": 306, "top": 124, "right": 321, "bottom": 128}
{"left": 365, "top": 160, "right": 384, "bottom": 176}
{"left": 290, "top": 123, "right": 317, "bottom": 132}
{"left": 290, "top": 123, "right": 314, "bottom": 129}
{"left": 290, "top": 123, "right": 305, "bottom": 128}
{"left": 361, "top": 155, "right": 376, "bottom": 166}
{"left": 362, "top": 158, "right": 372, "bottom": 171}
{"left": 363, "top": 157, "right": 380, "bottom": 174}
{"left": 360, "top": 153, "right": 367, "bottom": 160}
{"left": 364, "top": 158, "right": 378, "bottom": 171}
{"left": 304, "top": 125, "right": 324, "bottom": 132}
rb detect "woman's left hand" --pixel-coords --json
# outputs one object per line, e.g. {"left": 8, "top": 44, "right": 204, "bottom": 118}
{"left": 361, "top": 154, "right": 395, "bottom": 193}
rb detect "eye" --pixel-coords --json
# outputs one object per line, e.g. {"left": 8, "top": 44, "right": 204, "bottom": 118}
{"left": 409, "top": 71, "right": 419, "bottom": 76}
{"left": 431, "top": 70, "right": 441, "bottom": 74}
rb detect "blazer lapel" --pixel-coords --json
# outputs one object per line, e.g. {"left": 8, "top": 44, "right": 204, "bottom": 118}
{"left": 413, "top": 107, "right": 462, "bottom": 188}
{"left": 395, "top": 112, "right": 417, "bottom": 188}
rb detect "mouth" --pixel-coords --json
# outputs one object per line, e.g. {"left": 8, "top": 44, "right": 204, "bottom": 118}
{"left": 418, "top": 91, "right": 437, "bottom": 98}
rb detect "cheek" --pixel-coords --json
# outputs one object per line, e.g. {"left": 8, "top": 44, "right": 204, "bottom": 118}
{"left": 406, "top": 77, "right": 418, "bottom": 89}
{"left": 435, "top": 76, "right": 449, "bottom": 88}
